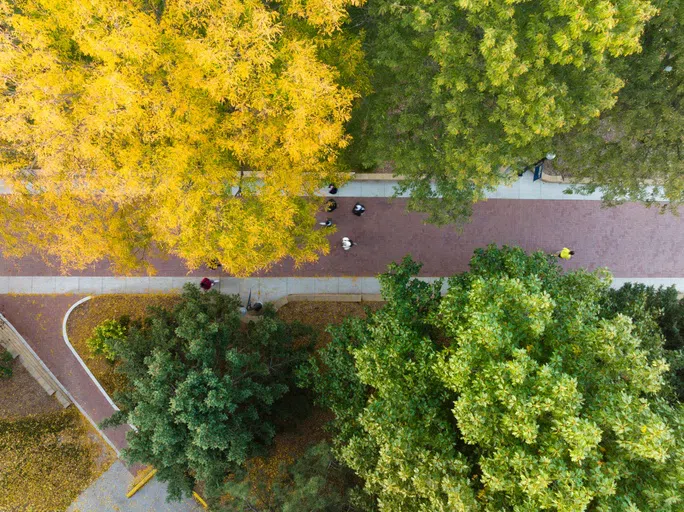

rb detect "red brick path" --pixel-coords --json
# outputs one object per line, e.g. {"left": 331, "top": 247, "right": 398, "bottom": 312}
{"left": 0, "top": 199, "right": 682, "bottom": 278}
{"left": 0, "top": 296, "right": 130, "bottom": 452}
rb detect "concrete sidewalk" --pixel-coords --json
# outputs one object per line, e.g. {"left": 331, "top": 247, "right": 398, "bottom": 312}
{"left": 1, "top": 173, "right": 651, "bottom": 201}
{"left": 67, "top": 461, "right": 202, "bottom": 512}
{"left": 242, "top": 173, "right": 664, "bottom": 202}
{"left": 1, "top": 275, "right": 684, "bottom": 297}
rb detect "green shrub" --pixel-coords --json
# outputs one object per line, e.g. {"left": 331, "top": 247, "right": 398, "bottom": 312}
{"left": 86, "top": 319, "right": 126, "bottom": 362}
{"left": 0, "top": 349, "right": 13, "bottom": 379}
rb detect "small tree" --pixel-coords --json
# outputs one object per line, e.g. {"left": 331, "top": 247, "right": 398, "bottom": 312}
{"left": 102, "top": 284, "right": 312, "bottom": 502}
{"left": 86, "top": 319, "right": 126, "bottom": 362}
{"left": 304, "top": 247, "right": 684, "bottom": 510}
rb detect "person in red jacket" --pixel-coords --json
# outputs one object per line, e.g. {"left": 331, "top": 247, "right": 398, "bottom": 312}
{"left": 200, "top": 278, "right": 219, "bottom": 290}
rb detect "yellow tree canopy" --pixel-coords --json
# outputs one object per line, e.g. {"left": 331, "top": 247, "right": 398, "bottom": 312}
{"left": 0, "top": 0, "right": 367, "bottom": 275}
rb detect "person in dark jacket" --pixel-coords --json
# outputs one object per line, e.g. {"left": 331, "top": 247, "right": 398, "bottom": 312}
{"left": 352, "top": 203, "right": 366, "bottom": 216}
{"left": 325, "top": 199, "right": 338, "bottom": 212}
{"left": 328, "top": 184, "right": 338, "bottom": 194}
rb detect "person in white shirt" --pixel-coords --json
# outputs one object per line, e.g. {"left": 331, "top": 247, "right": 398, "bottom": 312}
{"left": 341, "top": 237, "right": 355, "bottom": 251}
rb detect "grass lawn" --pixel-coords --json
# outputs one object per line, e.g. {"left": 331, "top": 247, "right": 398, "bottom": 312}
{"left": 65, "top": 294, "right": 182, "bottom": 398}
{"left": 0, "top": 348, "right": 115, "bottom": 512}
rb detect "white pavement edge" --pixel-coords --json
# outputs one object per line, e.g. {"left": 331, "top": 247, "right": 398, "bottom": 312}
{"left": 2, "top": 276, "right": 683, "bottom": 297}
{"left": 62, "top": 296, "right": 120, "bottom": 412}
{"left": 62, "top": 296, "right": 140, "bottom": 436}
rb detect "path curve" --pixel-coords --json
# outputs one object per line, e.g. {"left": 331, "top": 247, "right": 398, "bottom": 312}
{"left": 0, "top": 295, "right": 132, "bottom": 459}
{"left": 62, "top": 296, "right": 119, "bottom": 412}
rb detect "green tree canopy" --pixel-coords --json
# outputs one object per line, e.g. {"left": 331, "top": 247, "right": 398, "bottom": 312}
{"left": 552, "top": 0, "right": 684, "bottom": 208}
{"left": 102, "top": 285, "right": 312, "bottom": 501}
{"left": 302, "top": 247, "right": 683, "bottom": 511}
{"left": 601, "top": 282, "right": 684, "bottom": 402}
{"left": 354, "top": 0, "right": 656, "bottom": 224}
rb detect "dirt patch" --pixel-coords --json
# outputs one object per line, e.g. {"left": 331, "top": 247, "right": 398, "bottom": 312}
{"left": 277, "top": 301, "right": 383, "bottom": 349}
{"left": 66, "top": 294, "right": 181, "bottom": 398}
{"left": 0, "top": 407, "right": 115, "bottom": 512}
{"left": 0, "top": 350, "right": 63, "bottom": 419}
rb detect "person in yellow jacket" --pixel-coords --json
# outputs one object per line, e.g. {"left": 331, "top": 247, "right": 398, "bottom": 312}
{"left": 558, "top": 247, "right": 575, "bottom": 260}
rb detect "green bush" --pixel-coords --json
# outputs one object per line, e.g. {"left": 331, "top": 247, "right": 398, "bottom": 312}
{"left": 0, "top": 349, "right": 13, "bottom": 379}
{"left": 86, "top": 319, "right": 126, "bottom": 362}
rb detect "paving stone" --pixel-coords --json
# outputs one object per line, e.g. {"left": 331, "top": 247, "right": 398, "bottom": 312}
{"left": 78, "top": 277, "right": 103, "bottom": 294}
{"left": 286, "top": 278, "right": 316, "bottom": 295}
{"left": 338, "top": 278, "right": 363, "bottom": 294}
{"left": 55, "top": 277, "right": 80, "bottom": 294}
{"left": 31, "top": 276, "right": 56, "bottom": 294}
{"left": 358, "top": 278, "right": 381, "bottom": 295}
{"left": 238, "top": 278, "right": 260, "bottom": 304}
{"left": 124, "top": 277, "right": 149, "bottom": 293}
{"left": 258, "top": 278, "right": 287, "bottom": 303}
{"left": 148, "top": 277, "right": 174, "bottom": 292}
{"left": 314, "top": 278, "right": 339, "bottom": 294}
{"left": 170, "top": 277, "right": 195, "bottom": 291}
{"left": 218, "top": 278, "right": 240, "bottom": 296}
{"left": 101, "top": 277, "right": 127, "bottom": 293}
{"left": 8, "top": 276, "right": 32, "bottom": 294}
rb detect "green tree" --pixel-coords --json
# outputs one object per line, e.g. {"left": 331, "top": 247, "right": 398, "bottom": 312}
{"left": 552, "top": 0, "right": 684, "bottom": 208}
{"left": 354, "top": 0, "right": 656, "bottom": 224}
{"left": 303, "top": 247, "right": 684, "bottom": 511}
{"left": 602, "top": 282, "right": 684, "bottom": 402}
{"left": 102, "top": 284, "right": 312, "bottom": 502}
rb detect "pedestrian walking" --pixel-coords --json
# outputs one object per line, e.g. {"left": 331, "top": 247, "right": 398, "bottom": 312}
{"left": 328, "top": 184, "right": 338, "bottom": 195}
{"left": 352, "top": 203, "right": 365, "bottom": 216}
{"left": 558, "top": 248, "right": 575, "bottom": 260}
{"left": 325, "top": 199, "right": 338, "bottom": 212}
{"left": 341, "top": 237, "right": 355, "bottom": 251}
{"left": 319, "top": 218, "right": 334, "bottom": 227}
{"left": 200, "top": 277, "right": 219, "bottom": 290}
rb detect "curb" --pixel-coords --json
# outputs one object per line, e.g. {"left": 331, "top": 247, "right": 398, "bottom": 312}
{"left": 126, "top": 468, "right": 157, "bottom": 498}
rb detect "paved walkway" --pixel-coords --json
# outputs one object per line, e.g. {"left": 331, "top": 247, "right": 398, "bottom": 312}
{"left": 68, "top": 461, "right": 201, "bottom": 512}
{"left": 0, "top": 296, "right": 131, "bottom": 454}
{"left": 0, "top": 199, "right": 682, "bottom": 283}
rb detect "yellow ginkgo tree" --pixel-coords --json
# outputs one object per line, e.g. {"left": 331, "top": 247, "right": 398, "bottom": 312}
{"left": 0, "top": 0, "right": 368, "bottom": 275}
